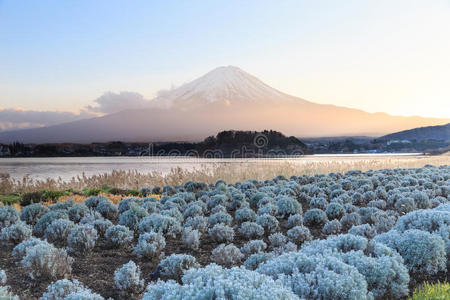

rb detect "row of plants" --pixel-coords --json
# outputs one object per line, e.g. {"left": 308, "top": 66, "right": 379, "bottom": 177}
{"left": 0, "top": 164, "right": 448, "bottom": 299}
{"left": 0, "top": 186, "right": 145, "bottom": 206}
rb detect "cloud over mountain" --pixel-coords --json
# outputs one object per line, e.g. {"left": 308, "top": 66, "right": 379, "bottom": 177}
{"left": 85, "top": 91, "right": 150, "bottom": 114}
{"left": 0, "top": 91, "right": 150, "bottom": 132}
{"left": 0, "top": 107, "right": 97, "bottom": 132}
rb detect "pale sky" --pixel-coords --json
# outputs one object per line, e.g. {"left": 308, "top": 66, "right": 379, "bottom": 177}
{"left": 1, "top": 0, "right": 449, "bottom": 121}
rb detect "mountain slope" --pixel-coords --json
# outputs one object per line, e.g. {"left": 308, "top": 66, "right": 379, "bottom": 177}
{"left": 0, "top": 66, "right": 449, "bottom": 143}
{"left": 150, "top": 66, "right": 305, "bottom": 108}
{"left": 379, "top": 123, "right": 450, "bottom": 141}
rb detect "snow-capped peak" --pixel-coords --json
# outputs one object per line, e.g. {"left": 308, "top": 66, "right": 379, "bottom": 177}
{"left": 150, "top": 66, "right": 292, "bottom": 108}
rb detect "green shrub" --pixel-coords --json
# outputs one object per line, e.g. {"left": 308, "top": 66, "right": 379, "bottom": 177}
{"left": 41, "top": 190, "right": 66, "bottom": 202}
{"left": 126, "top": 189, "right": 142, "bottom": 197}
{"left": 82, "top": 188, "right": 103, "bottom": 196}
{"left": 409, "top": 281, "right": 449, "bottom": 300}
{"left": 1, "top": 194, "right": 21, "bottom": 206}
{"left": 106, "top": 187, "right": 125, "bottom": 195}
{"left": 21, "top": 191, "right": 43, "bottom": 206}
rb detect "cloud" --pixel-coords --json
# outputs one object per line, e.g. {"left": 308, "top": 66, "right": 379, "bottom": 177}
{"left": 85, "top": 91, "right": 149, "bottom": 114}
{"left": 0, "top": 107, "right": 98, "bottom": 132}
{"left": 0, "top": 91, "right": 152, "bottom": 132}
{"left": 156, "top": 84, "right": 177, "bottom": 98}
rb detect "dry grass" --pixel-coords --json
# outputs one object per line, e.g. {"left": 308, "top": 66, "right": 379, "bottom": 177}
{"left": 51, "top": 193, "right": 160, "bottom": 206}
{"left": 1, "top": 154, "right": 448, "bottom": 194}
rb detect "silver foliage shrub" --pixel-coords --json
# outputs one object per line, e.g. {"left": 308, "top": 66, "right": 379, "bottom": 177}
{"left": 275, "top": 196, "right": 302, "bottom": 218}
{"left": 340, "top": 212, "right": 361, "bottom": 230}
{"left": 301, "top": 234, "right": 410, "bottom": 299}
{"left": 158, "top": 254, "right": 199, "bottom": 281}
{"left": 303, "top": 233, "right": 409, "bottom": 295}
{"left": 79, "top": 210, "right": 103, "bottom": 225}
{"left": 41, "top": 279, "right": 104, "bottom": 300}
{"left": 394, "top": 197, "right": 416, "bottom": 214}
{"left": 394, "top": 208, "right": 450, "bottom": 256}
{"left": 67, "top": 203, "right": 90, "bottom": 223}
{"left": 240, "top": 240, "right": 267, "bottom": 257}
{"left": 374, "top": 229, "right": 446, "bottom": 275}
{"left": 286, "top": 214, "right": 303, "bottom": 229}
{"left": 358, "top": 207, "right": 382, "bottom": 225}
{"left": 373, "top": 212, "right": 396, "bottom": 234}
{"left": 208, "top": 223, "right": 234, "bottom": 243}
{"left": 368, "top": 200, "right": 387, "bottom": 210}
{"left": 309, "top": 196, "right": 328, "bottom": 210}
{"left": 349, "top": 224, "right": 376, "bottom": 239}
{"left": 411, "top": 191, "right": 430, "bottom": 209}
{"left": 182, "top": 227, "right": 201, "bottom": 250}
{"left": 322, "top": 219, "right": 342, "bottom": 235}
{"left": 133, "top": 232, "right": 166, "bottom": 259}
{"left": 49, "top": 200, "right": 74, "bottom": 211}
{"left": 211, "top": 244, "right": 244, "bottom": 267}
{"left": 105, "top": 225, "right": 133, "bottom": 248}
{"left": 138, "top": 213, "right": 181, "bottom": 238}
{"left": 208, "top": 211, "right": 232, "bottom": 226}
{"left": 210, "top": 204, "right": 227, "bottom": 214}
{"left": 20, "top": 203, "right": 49, "bottom": 225}
{"left": 303, "top": 208, "right": 328, "bottom": 226}
{"left": 257, "top": 252, "right": 371, "bottom": 300}
{"left": 12, "top": 237, "right": 48, "bottom": 261}
{"left": 268, "top": 232, "right": 287, "bottom": 248}
{"left": 272, "top": 241, "right": 298, "bottom": 256}
{"left": 234, "top": 207, "right": 257, "bottom": 223}
{"left": 183, "top": 216, "right": 208, "bottom": 233}
{"left": 34, "top": 210, "right": 69, "bottom": 237}
{"left": 0, "top": 221, "right": 32, "bottom": 245}
{"left": 117, "top": 197, "right": 142, "bottom": 214}
{"left": 20, "top": 241, "right": 73, "bottom": 280}
{"left": 44, "top": 219, "right": 76, "bottom": 245}
{"left": 287, "top": 226, "right": 313, "bottom": 245}
{"left": 85, "top": 196, "right": 107, "bottom": 210}
{"left": 119, "top": 204, "right": 149, "bottom": 231}
{"left": 67, "top": 225, "right": 98, "bottom": 255}
{"left": 244, "top": 253, "right": 275, "bottom": 271}
{"left": 256, "top": 214, "right": 279, "bottom": 233}
{"left": 0, "top": 206, "right": 19, "bottom": 229}
{"left": 161, "top": 208, "right": 183, "bottom": 223}
{"left": 95, "top": 199, "right": 119, "bottom": 221}
{"left": 114, "top": 261, "right": 145, "bottom": 296}
{"left": 142, "top": 264, "right": 298, "bottom": 299}
{"left": 257, "top": 204, "right": 279, "bottom": 216}
{"left": 325, "top": 203, "right": 345, "bottom": 220}
{"left": 183, "top": 204, "right": 203, "bottom": 219}
{"left": 238, "top": 222, "right": 264, "bottom": 239}
{"left": 92, "top": 218, "right": 113, "bottom": 237}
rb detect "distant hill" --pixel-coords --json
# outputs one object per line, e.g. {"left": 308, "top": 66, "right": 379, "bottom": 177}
{"left": 0, "top": 66, "right": 449, "bottom": 143}
{"left": 379, "top": 123, "right": 450, "bottom": 141}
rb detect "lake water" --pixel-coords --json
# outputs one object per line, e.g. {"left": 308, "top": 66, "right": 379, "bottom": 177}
{"left": 0, "top": 154, "right": 427, "bottom": 181}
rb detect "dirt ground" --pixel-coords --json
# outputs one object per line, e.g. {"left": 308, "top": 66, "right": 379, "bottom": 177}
{"left": 1, "top": 227, "right": 294, "bottom": 299}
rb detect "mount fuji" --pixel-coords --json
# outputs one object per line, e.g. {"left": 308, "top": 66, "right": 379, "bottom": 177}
{"left": 150, "top": 66, "right": 304, "bottom": 108}
{"left": 0, "top": 66, "right": 448, "bottom": 143}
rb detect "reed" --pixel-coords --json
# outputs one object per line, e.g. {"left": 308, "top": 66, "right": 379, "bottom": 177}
{"left": 1, "top": 155, "right": 448, "bottom": 194}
